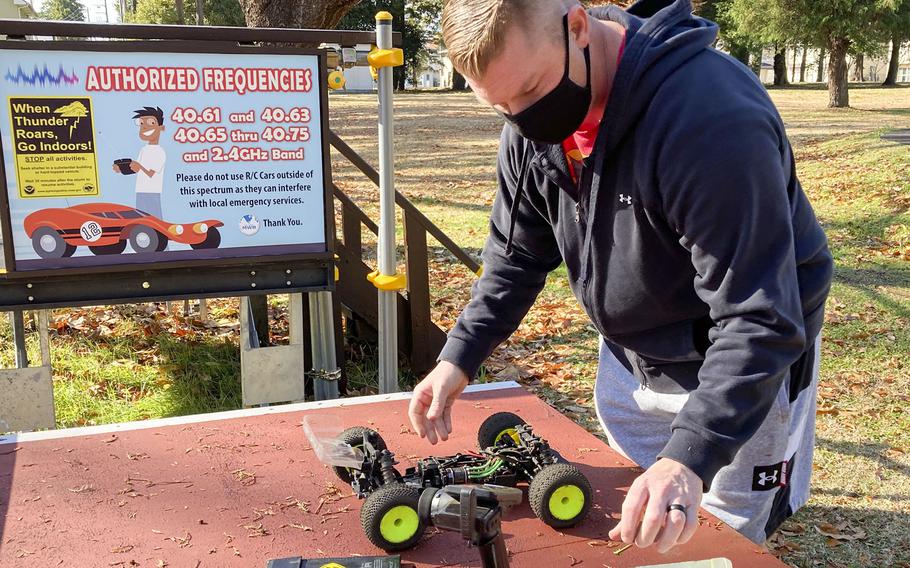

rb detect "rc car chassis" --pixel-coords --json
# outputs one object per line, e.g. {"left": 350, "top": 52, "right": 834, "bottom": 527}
{"left": 331, "top": 412, "right": 594, "bottom": 552}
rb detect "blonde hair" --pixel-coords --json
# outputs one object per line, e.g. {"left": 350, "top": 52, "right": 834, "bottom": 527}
{"left": 442, "top": 0, "right": 574, "bottom": 79}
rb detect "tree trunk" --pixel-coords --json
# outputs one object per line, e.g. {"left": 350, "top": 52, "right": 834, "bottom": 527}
{"left": 816, "top": 47, "right": 825, "bottom": 82}
{"left": 773, "top": 49, "right": 789, "bottom": 86}
{"left": 750, "top": 48, "right": 761, "bottom": 75}
{"left": 852, "top": 53, "right": 864, "bottom": 82}
{"left": 239, "top": 0, "right": 360, "bottom": 29}
{"left": 175, "top": 0, "right": 185, "bottom": 24}
{"left": 883, "top": 34, "right": 902, "bottom": 86}
{"left": 799, "top": 46, "right": 807, "bottom": 82}
{"left": 728, "top": 42, "right": 751, "bottom": 67}
{"left": 451, "top": 70, "right": 467, "bottom": 90}
{"left": 828, "top": 38, "right": 850, "bottom": 108}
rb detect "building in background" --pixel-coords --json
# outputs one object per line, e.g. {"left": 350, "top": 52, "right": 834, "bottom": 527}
{"left": 758, "top": 42, "right": 909, "bottom": 85}
{"left": 323, "top": 42, "right": 376, "bottom": 92}
{"left": 323, "top": 42, "right": 457, "bottom": 92}
{"left": 85, "top": 0, "right": 113, "bottom": 23}
{"left": 411, "top": 43, "right": 453, "bottom": 90}
{"left": 899, "top": 46, "right": 910, "bottom": 83}
{"left": 0, "top": 0, "right": 38, "bottom": 19}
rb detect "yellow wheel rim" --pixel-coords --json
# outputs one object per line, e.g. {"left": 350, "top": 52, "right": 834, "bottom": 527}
{"left": 548, "top": 485, "right": 585, "bottom": 521}
{"left": 379, "top": 505, "right": 419, "bottom": 544}
{"left": 494, "top": 428, "right": 520, "bottom": 445}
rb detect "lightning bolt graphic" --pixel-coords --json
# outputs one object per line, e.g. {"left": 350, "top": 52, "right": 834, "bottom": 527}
{"left": 54, "top": 101, "right": 89, "bottom": 139}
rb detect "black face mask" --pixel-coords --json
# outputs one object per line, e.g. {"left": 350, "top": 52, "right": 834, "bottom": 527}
{"left": 499, "top": 14, "right": 592, "bottom": 145}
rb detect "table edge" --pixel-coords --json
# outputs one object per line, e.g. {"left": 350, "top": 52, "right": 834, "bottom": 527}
{"left": 0, "top": 380, "right": 524, "bottom": 445}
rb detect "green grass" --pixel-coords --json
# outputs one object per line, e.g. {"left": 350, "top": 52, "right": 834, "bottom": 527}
{"left": 2, "top": 86, "right": 909, "bottom": 566}
{"left": 770, "top": 117, "right": 910, "bottom": 566}
{"left": 0, "top": 304, "right": 242, "bottom": 426}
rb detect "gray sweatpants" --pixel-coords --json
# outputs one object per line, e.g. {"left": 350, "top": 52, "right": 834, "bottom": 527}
{"left": 594, "top": 337, "right": 820, "bottom": 543}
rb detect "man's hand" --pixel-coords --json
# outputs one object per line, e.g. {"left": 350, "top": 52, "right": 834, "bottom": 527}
{"left": 608, "top": 458, "right": 702, "bottom": 553}
{"left": 408, "top": 361, "right": 469, "bottom": 445}
{"left": 129, "top": 161, "right": 142, "bottom": 173}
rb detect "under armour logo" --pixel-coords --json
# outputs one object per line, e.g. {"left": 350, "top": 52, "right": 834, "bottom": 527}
{"left": 752, "top": 457, "right": 792, "bottom": 491}
{"left": 757, "top": 471, "right": 777, "bottom": 486}
{"left": 619, "top": 194, "right": 632, "bottom": 205}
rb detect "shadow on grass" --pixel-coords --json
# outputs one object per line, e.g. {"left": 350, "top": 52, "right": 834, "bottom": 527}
{"left": 796, "top": 131, "right": 910, "bottom": 161}
{"left": 424, "top": 244, "right": 484, "bottom": 270}
{"left": 783, "top": 504, "right": 910, "bottom": 567}
{"left": 813, "top": 487, "right": 910, "bottom": 502}
{"left": 410, "top": 196, "right": 493, "bottom": 213}
{"left": 766, "top": 82, "right": 910, "bottom": 91}
{"left": 816, "top": 437, "right": 910, "bottom": 477}
{"left": 823, "top": 209, "right": 908, "bottom": 233}
{"left": 343, "top": 336, "right": 419, "bottom": 392}
{"left": 863, "top": 108, "right": 910, "bottom": 117}
{"left": 834, "top": 266, "right": 910, "bottom": 319}
{"left": 152, "top": 334, "right": 242, "bottom": 417}
{"left": 826, "top": 197, "right": 910, "bottom": 311}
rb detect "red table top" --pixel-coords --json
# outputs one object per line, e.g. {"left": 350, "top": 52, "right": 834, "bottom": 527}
{"left": 0, "top": 382, "right": 782, "bottom": 567}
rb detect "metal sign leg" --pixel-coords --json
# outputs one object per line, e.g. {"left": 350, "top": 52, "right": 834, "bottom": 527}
{"left": 308, "top": 291, "right": 340, "bottom": 400}
{"left": 10, "top": 310, "right": 28, "bottom": 368}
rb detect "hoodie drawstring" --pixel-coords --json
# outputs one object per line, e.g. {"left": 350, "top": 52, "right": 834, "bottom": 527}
{"left": 504, "top": 157, "right": 529, "bottom": 256}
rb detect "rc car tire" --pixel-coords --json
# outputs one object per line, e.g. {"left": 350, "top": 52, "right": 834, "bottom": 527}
{"left": 477, "top": 412, "right": 526, "bottom": 449}
{"left": 89, "top": 241, "right": 127, "bottom": 255}
{"left": 129, "top": 225, "right": 167, "bottom": 253}
{"left": 190, "top": 227, "right": 221, "bottom": 250}
{"left": 529, "top": 463, "right": 593, "bottom": 528}
{"left": 333, "top": 426, "right": 387, "bottom": 484}
{"left": 32, "top": 227, "right": 76, "bottom": 259}
{"left": 360, "top": 483, "right": 425, "bottom": 552}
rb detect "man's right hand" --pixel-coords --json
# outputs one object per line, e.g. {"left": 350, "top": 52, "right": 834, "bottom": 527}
{"left": 408, "top": 361, "right": 469, "bottom": 445}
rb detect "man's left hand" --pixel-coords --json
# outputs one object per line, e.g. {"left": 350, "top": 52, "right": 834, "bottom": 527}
{"left": 608, "top": 458, "right": 702, "bottom": 553}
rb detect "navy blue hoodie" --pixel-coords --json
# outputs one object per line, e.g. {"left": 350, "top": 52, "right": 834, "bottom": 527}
{"left": 438, "top": 0, "right": 833, "bottom": 488}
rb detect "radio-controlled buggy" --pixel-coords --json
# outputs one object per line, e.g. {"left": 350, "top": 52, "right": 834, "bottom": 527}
{"left": 316, "top": 412, "right": 593, "bottom": 552}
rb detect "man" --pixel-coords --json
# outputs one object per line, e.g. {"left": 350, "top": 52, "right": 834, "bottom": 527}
{"left": 112, "top": 106, "right": 167, "bottom": 218}
{"left": 408, "top": 0, "right": 833, "bottom": 554}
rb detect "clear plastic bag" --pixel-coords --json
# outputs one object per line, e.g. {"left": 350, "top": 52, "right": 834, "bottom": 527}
{"left": 301, "top": 414, "right": 364, "bottom": 469}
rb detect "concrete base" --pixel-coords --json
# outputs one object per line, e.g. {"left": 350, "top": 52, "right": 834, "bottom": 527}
{"left": 239, "top": 296, "right": 306, "bottom": 407}
{"left": 0, "top": 365, "right": 55, "bottom": 432}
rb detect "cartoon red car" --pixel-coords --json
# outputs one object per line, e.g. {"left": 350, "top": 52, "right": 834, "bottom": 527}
{"left": 24, "top": 203, "right": 223, "bottom": 259}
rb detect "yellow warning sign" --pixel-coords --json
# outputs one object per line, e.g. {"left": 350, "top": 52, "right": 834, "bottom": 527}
{"left": 8, "top": 96, "right": 99, "bottom": 198}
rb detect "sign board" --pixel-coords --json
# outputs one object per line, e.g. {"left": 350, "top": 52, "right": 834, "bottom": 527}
{"left": 0, "top": 42, "right": 332, "bottom": 277}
